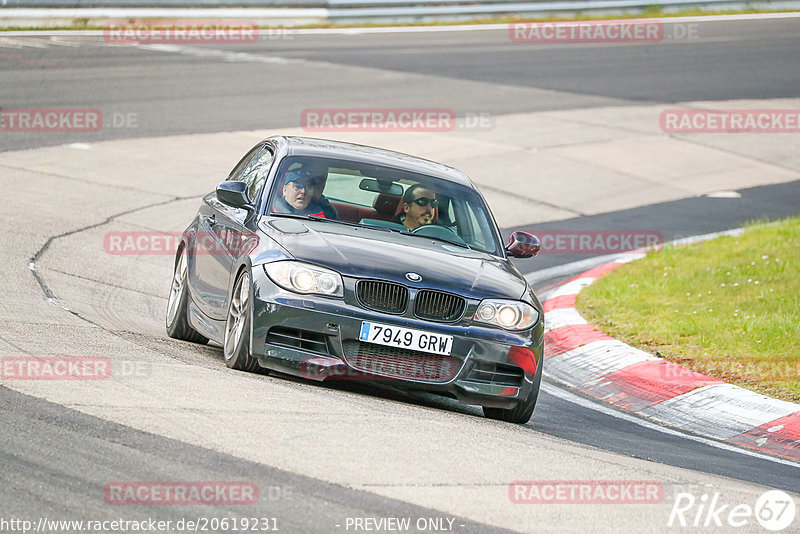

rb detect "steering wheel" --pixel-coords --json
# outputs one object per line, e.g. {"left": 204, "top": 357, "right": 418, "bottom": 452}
{"left": 411, "top": 224, "right": 467, "bottom": 245}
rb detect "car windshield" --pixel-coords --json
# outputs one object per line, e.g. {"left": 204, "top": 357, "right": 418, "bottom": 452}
{"left": 265, "top": 156, "right": 502, "bottom": 255}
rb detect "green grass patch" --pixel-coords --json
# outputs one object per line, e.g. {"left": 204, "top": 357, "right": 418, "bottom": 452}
{"left": 577, "top": 216, "right": 800, "bottom": 403}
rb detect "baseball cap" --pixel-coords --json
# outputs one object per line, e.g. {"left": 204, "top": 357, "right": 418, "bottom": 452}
{"left": 285, "top": 169, "right": 315, "bottom": 186}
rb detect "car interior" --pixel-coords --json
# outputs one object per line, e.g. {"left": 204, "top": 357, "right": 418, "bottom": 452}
{"left": 267, "top": 157, "right": 494, "bottom": 253}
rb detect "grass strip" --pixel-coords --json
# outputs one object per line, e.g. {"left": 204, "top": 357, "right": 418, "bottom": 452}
{"left": 577, "top": 216, "right": 800, "bottom": 403}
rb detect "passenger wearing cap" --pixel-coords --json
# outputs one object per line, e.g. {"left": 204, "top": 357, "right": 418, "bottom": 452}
{"left": 273, "top": 169, "right": 329, "bottom": 217}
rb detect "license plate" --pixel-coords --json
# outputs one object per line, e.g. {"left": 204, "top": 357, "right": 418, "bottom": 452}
{"left": 358, "top": 321, "right": 453, "bottom": 356}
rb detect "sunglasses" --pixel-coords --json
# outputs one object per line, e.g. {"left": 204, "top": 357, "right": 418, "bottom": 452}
{"left": 411, "top": 197, "right": 439, "bottom": 208}
{"left": 288, "top": 180, "right": 316, "bottom": 190}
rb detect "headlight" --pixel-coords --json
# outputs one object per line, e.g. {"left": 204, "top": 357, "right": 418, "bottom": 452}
{"left": 264, "top": 261, "right": 343, "bottom": 297}
{"left": 473, "top": 299, "right": 539, "bottom": 330}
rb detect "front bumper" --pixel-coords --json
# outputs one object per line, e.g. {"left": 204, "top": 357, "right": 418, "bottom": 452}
{"left": 251, "top": 267, "right": 543, "bottom": 409}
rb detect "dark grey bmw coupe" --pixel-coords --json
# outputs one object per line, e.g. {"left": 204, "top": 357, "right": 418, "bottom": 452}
{"left": 166, "top": 136, "right": 544, "bottom": 423}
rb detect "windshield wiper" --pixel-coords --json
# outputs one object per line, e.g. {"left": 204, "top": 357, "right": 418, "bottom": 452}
{"left": 270, "top": 214, "right": 470, "bottom": 247}
{"left": 269, "top": 212, "right": 311, "bottom": 221}
{"left": 302, "top": 215, "right": 411, "bottom": 234}
{"left": 271, "top": 213, "right": 381, "bottom": 231}
{"left": 270, "top": 213, "right": 349, "bottom": 225}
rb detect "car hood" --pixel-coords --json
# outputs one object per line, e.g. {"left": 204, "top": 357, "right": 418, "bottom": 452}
{"left": 261, "top": 218, "right": 527, "bottom": 301}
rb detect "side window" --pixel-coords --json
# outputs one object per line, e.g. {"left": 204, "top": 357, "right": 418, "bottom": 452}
{"left": 240, "top": 147, "right": 274, "bottom": 202}
{"left": 227, "top": 144, "right": 263, "bottom": 183}
{"left": 453, "top": 198, "right": 490, "bottom": 251}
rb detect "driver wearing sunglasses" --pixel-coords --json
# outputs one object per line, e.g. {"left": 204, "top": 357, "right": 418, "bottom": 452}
{"left": 395, "top": 184, "right": 438, "bottom": 231}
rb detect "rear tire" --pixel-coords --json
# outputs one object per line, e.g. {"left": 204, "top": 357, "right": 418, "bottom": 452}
{"left": 223, "top": 269, "right": 260, "bottom": 372}
{"left": 166, "top": 247, "right": 208, "bottom": 344}
{"left": 483, "top": 358, "right": 542, "bottom": 424}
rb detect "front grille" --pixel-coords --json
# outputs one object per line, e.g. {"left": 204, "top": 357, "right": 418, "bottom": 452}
{"left": 414, "top": 290, "right": 466, "bottom": 322}
{"left": 465, "top": 361, "right": 524, "bottom": 388}
{"left": 266, "top": 327, "right": 331, "bottom": 356}
{"left": 356, "top": 280, "right": 408, "bottom": 314}
{"left": 342, "top": 340, "right": 457, "bottom": 382}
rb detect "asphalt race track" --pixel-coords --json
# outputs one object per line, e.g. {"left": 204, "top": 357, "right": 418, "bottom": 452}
{"left": 1, "top": 15, "right": 800, "bottom": 534}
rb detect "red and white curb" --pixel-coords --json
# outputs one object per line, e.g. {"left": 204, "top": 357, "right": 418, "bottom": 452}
{"left": 541, "top": 252, "right": 800, "bottom": 462}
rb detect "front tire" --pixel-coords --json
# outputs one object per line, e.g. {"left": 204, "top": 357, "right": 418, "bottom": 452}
{"left": 483, "top": 358, "right": 542, "bottom": 424}
{"left": 223, "top": 269, "right": 259, "bottom": 372}
{"left": 166, "top": 247, "right": 208, "bottom": 344}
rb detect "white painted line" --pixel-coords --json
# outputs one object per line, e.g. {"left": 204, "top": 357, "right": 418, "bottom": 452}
{"left": 615, "top": 252, "right": 645, "bottom": 263}
{"left": 287, "top": 23, "right": 512, "bottom": 34}
{"left": 670, "top": 227, "right": 744, "bottom": 247}
{"left": 0, "top": 36, "right": 48, "bottom": 48}
{"left": 136, "top": 44, "right": 300, "bottom": 65}
{"left": 0, "top": 8, "right": 329, "bottom": 18}
{"left": 541, "top": 381, "right": 800, "bottom": 468}
{"left": 543, "top": 307, "right": 586, "bottom": 332}
{"left": 641, "top": 12, "right": 800, "bottom": 23}
{"left": 46, "top": 36, "right": 86, "bottom": 47}
{"left": 545, "top": 277, "right": 596, "bottom": 300}
{"left": 546, "top": 339, "right": 657, "bottom": 386}
{"left": 640, "top": 384, "right": 800, "bottom": 441}
{"left": 705, "top": 191, "right": 742, "bottom": 199}
{"left": 1, "top": 30, "right": 103, "bottom": 37}
{"left": 526, "top": 254, "right": 622, "bottom": 285}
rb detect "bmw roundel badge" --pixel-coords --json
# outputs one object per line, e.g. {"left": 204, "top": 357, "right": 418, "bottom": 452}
{"left": 405, "top": 272, "right": 422, "bottom": 282}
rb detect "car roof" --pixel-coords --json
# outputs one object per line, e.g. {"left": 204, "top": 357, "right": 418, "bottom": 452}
{"left": 267, "top": 136, "right": 476, "bottom": 188}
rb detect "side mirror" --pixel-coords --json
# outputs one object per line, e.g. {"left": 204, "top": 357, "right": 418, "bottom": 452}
{"left": 505, "top": 231, "right": 540, "bottom": 258}
{"left": 216, "top": 181, "right": 253, "bottom": 211}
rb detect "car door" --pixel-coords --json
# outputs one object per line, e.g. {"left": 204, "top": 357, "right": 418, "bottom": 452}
{"left": 192, "top": 144, "right": 274, "bottom": 321}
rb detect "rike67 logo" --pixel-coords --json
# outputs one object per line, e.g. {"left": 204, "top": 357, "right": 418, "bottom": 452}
{"left": 668, "top": 490, "right": 796, "bottom": 531}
